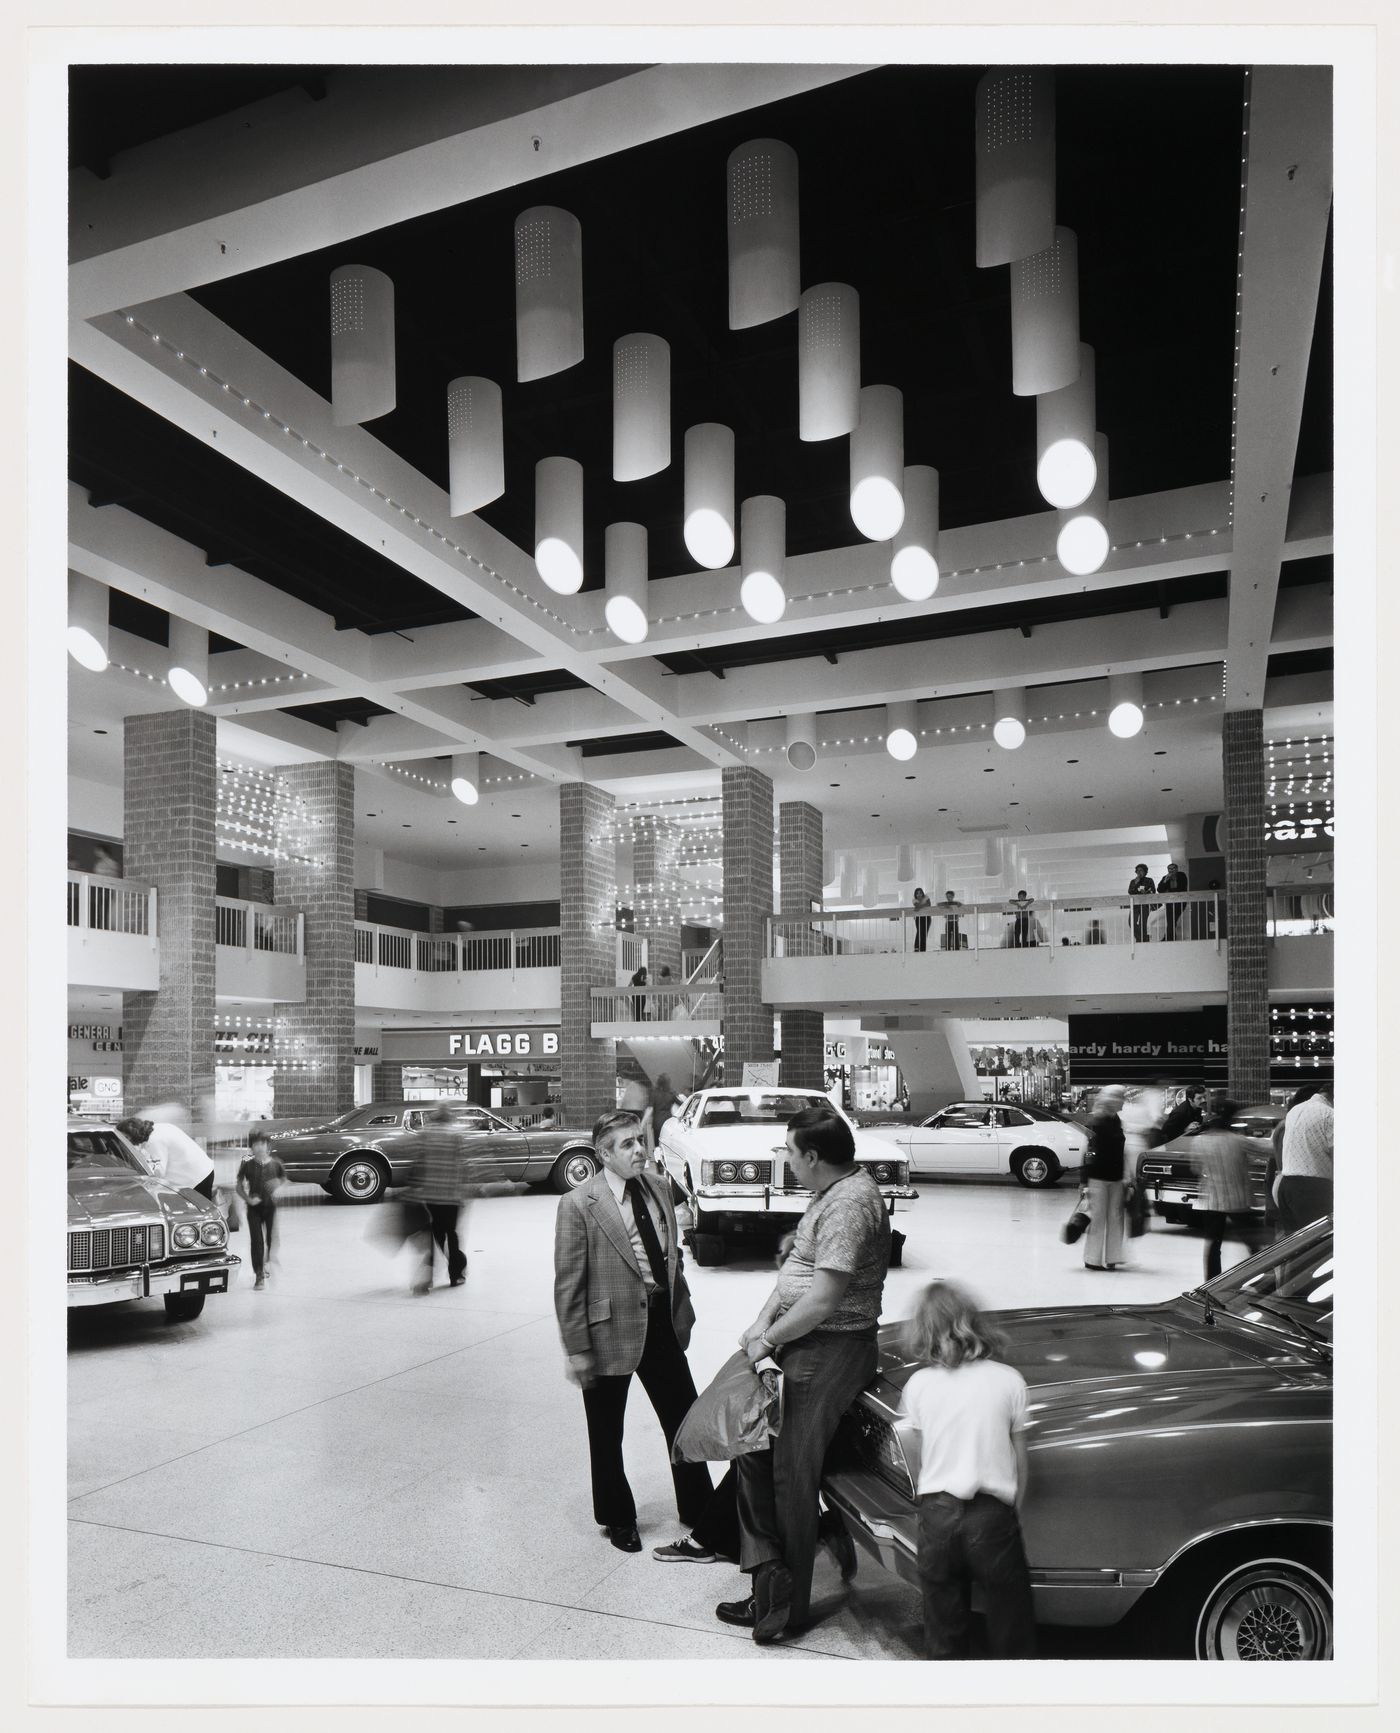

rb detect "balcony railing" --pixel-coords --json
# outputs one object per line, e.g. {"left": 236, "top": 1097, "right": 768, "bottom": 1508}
{"left": 590, "top": 984, "right": 724, "bottom": 1024}
{"left": 215, "top": 897, "right": 304, "bottom": 957}
{"left": 66, "top": 871, "right": 157, "bottom": 936}
{"left": 354, "top": 922, "right": 561, "bottom": 975}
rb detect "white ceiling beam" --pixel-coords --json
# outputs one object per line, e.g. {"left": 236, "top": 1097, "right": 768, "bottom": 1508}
{"left": 1225, "top": 65, "right": 1333, "bottom": 711}
{"left": 71, "top": 63, "right": 870, "bottom": 319}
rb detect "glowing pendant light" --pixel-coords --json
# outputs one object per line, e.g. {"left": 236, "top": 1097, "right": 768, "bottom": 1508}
{"left": 1010, "top": 226, "right": 1079, "bottom": 397}
{"left": 535, "top": 457, "right": 584, "bottom": 594}
{"left": 885, "top": 701, "right": 918, "bottom": 762}
{"left": 330, "top": 265, "right": 395, "bottom": 426}
{"left": 727, "top": 140, "right": 799, "bottom": 330}
{"left": 891, "top": 465, "right": 940, "bottom": 600}
{"left": 450, "top": 752, "right": 481, "bottom": 804}
{"left": 604, "top": 522, "right": 650, "bottom": 645}
{"left": 975, "top": 67, "right": 1056, "bottom": 268}
{"left": 683, "top": 423, "right": 736, "bottom": 569}
{"left": 515, "top": 206, "right": 583, "bottom": 382}
{"left": 799, "top": 282, "right": 860, "bottom": 441}
{"left": 167, "top": 619, "right": 209, "bottom": 708}
{"left": 1056, "top": 434, "right": 1110, "bottom": 576}
{"left": 785, "top": 713, "right": 817, "bottom": 771}
{"left": 740, "top": 495, "right": 786, "bottom": 624}
{"left": 850, "top": 385, "right": 905, "bottom": 541}
{"left": 896, "top": 844, "right": 914, "bottom": 884}
{"left": 67, "top": 572, "right": 109, "bottom": 672}
{"left": 993, "top": 687, "right": 1028, "bottom": 750}
{"left": 1107, "top": 672, "right": 1146, "bottom": 739}
{"left": 1036, "top": 342, "right": 1097, "bottom": 509}
{"left": 447, "top": 377, "right": 504, "bottom": 516}
{"left": 613, "top": 333, "right": 671, "bottom": 482}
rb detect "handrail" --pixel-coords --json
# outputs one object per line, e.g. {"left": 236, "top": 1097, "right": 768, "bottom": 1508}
{"left": 354, "top": 921, "right": 562, "bottom": 975}
{"left": 65, "top": 870, "right": 157, "bottom": 938}
{"left": 684, "top": 937, "right": 724, "bottom": 984}
{"left": 215, "top": 895, "right": 305, "bottom": 958}
{"left": 590, "top": 984, "right": 725, "bottom": 1023}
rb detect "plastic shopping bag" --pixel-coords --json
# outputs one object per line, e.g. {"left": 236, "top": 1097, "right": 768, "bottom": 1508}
{"left": 672, "top": 1349, "right": 781, "bottom": 1463}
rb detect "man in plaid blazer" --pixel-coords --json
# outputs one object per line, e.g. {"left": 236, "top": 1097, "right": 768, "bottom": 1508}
{"left": 554, "top": 1109, "right": 714, "bottom": 1552}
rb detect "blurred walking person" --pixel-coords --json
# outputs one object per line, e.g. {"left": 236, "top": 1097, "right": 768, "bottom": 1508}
{"left": 236, "top": 1131, "right": 285, "bottom": 1291}
{"left": 404, "top": 1101, "right": 472, "bottom": 1294}
{"left": 1189, "top": 1101, "right": 1257, "bottom": 1279}
{"left": 1277, "top": 1083, "right": 1333, "bottom": 1234}
{"left": 1081, "top": 1087, "right": 1127, "bottom": 1270}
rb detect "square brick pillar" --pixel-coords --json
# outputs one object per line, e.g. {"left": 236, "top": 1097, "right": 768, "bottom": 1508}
{"left": 633, "top": 819, "right": 683, "bottom": 985}
{"left": 372, "top": 1062, "right": 405, "bottom": 1103}
{"left": 354, "top": 888, "right": 371, "bottom": 921}
{"left": 779, "top": 799, "right": 825, "bottom": 1088}
{"left": 560, "top": 783, "right": 618, "bottom": 1127}
{"left": 272, "top": 763, "right": 356, "bottom": 1117}
{"left": 721, "top": 766, "right": 776, "bottom": 1084}
{"left": 122, "top": 710, "right": 217, "bottom": 1113}
{"left": 1223, "top": 709, "right": 1270, "bottom": 1101}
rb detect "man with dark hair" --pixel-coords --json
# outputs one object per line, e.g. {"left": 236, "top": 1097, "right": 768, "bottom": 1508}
{"left": 553, "top": 1109, "right": 713, "bottom": 1553}
{"left": 236, "top": 1131, "right": 285, "bottom": 1291}
{"left": 1128, "top": 863, "right": 1156, "bottom": 944}
{"left": 717, "top": 1105, "right": 890, "bottom": 1643}
{"left": 1160, "top": 1084, "right": 1207, "bottom": 1146}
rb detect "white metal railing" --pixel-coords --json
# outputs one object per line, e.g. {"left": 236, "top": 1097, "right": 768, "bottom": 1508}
{"left": 1267, "top": 885, "right": 1334, "bottom": 939}
{"left": 616, "top": 931, "right": 649, "bottom": 984}
{"left": 768, "top": 890, "right": 1230, "bottom": 959}
{"left": 66, "top": 871, "right": 157, "bottom": 937}
{"left": 215, "top": 896, "right": 305, "bottom": 959}
{"left": 684, "top": 938, "right": 723, "bottom": 983}
{"left": 590, "top": 984, "right": 725, "bottom": 1024}
{"left": 354, "top": 922, "right": 562, "bottom": 976}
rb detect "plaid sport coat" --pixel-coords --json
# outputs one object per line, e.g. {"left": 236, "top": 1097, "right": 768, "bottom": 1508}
{"left": 553, "top": 1168, "right": 696, "bottom": 1376}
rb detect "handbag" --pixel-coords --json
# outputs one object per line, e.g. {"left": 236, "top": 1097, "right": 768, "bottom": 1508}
{"left": 1061, "top": 1185, "right": 1092, "bottom": 1244}
{"left": 672, "top": 1349, "right": 781, "bottom": 1463}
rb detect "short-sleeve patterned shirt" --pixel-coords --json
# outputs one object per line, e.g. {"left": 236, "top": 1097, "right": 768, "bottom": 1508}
{"left": 774, "top": 1166, "right": 890, "bottom": 1333}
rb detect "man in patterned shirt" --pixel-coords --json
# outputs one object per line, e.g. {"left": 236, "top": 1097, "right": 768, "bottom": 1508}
{"left": 1277, "top": 1085, "right": 1334, "bottom": 1235}
{"left": 715, "top": 1105, "right": 890, "bottom": 1644}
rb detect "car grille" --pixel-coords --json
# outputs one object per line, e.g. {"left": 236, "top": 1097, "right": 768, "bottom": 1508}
{"left": 831, "top": 1405, "right": 914, "bottom": 1498}
{"left": 68, "top": 1224, "right": 165, "bottom": 1272}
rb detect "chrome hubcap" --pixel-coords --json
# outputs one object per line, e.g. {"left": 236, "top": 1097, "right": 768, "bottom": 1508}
{"left": 343, "top": 1161, "right": 380, "bottom": 1197}
{"left": 564, "top": 1154, "right": 596, "bottom": 1188}
{"left": 1021, "top": 1157, "right": 1049, "bottom": 1184}
{"left": 1204, "top": 1566, "right": 1331, "bottom": 1661}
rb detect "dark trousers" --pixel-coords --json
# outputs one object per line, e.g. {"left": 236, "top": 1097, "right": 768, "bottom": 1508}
{"left": 1132, "top": 904, "right": 1152, "bottom": 943}
{"left": 916, "top": 1491, "right": 1037, "bottom": 1660}
{"left": 581, "top": 1291, "right": 714, "bottom": 1529}
{"left": 413, "top": 1201, "right": 466, "bottom": 1284}
{"left": 1194, "top": 1209, "right": 1257, "bottom": 1279}
{"left": 691, "top": 1462, "right": 741, "bottom": 1558}
{"left": 193, "top": 1172, "right": 215, "bottom": 1200}
{"left": 737, "top": 1329, "right": 877, "bottom": 1625}
{"left": 1276, "top": 1175, "right": 1333, "bottom": 1237}
{"left": 914, "top": 915, "right": 931, "bottom": 952}
{"left": 246, "top": 1200, "right": 277, "bottom": 1277}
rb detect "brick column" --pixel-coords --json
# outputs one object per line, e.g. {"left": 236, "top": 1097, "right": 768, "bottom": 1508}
{"left": 272, "top": 763, "right": 356, "bottom": 1117}
{"left": 122, "top": 710, "right": 217, "bottom": 1112}
{"left": 779, "top": 799, "right": 825, "bottom": 1088}
{"left": 721, "top": 766, "right": 775, "bottom": 1083}
{"left": 1223, "top": 709, "right": 1270, "bottom": 1101}
{"left": 354, "top": 888, "right": 371, "bottom": 921}
{"left": 560, "top": 783, "right": 618, "bottom": 1126}
{"left": 428, "top": 905, "right": 445, "bottom": 935}
{"left": 372, "top": 1062, "right": 404, "bottom": 1103}
{"left": 633, "top": 819, "right": 683, "bottom": 985}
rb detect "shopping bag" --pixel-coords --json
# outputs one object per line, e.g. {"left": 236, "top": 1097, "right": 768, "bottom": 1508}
{"left": 1061, "top": 1186, "right": 1092, "bottom": 1245}
{"left": 672, "top": 1349, "right": 781, "bottom": 1463}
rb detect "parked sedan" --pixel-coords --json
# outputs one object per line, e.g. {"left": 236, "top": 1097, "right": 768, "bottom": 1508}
{"left": 1136, "top": 1104, "right": 1283, "bottom": 1225}
{"left": 658, "top": 1086, "right": 917, "bottom": 1266}
{"left": 866, "top": 1101, "right": 1088, "bottom": 1187}
{"left": 67, "top": 1124, "right": 239, "bottom": 1321}
{"left": 267, "top": 1101, "right": 600, "bottom": 1201}
{"left": 823, "top": 1218, "right": 1333, "bottom": 1659}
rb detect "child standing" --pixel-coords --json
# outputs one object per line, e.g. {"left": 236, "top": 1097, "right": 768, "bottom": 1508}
{"left": 236, "top": 1131, "right": 286, "bottom": 1291}
{"left": 899, "top": 1281, "right": 1036, "bottom": 1659}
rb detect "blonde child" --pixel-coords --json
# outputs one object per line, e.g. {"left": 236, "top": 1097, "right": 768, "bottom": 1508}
{"left": 899, "top": 1281, "right": 1036, "bottom": 1659}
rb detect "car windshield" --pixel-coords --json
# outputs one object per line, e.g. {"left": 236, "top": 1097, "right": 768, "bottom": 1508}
{"left": 698, "top": 1092, "right": 837, "bottom": 1128}
{"left": 1199, "top": 1224, "right": 1333, "bottom": 1340}
{"left": 1017, "top": 1104, "right": 1063, "bottom": 1122}
{"left": 67, "top": 1130, "right": 147, "bottom": 1174}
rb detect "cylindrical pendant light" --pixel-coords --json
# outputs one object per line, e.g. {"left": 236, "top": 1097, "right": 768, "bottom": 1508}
{"left": 450, "top": 752, "right": 481, "bottom": 805}
{"left": 1056, "top": 434, "right": 1110, "bottom": 576}
{"left": 613, "top": 333, "right": 671, "bottom": 482}
{"left": 740, "top": 495, "right": 786, "bottom": 624}
{"left": 1107, "top": 672, "right": 1146, "bottom": 739}
{"left": 896, "top": 844, "right": 914, "bottom": 884}
{"left": 885, "top": 701, "right": 918, "bottom": 762}
{"left": 975, "top": 67, "right": 1056, "bottom": 268}
{"left": 535, "top": 457, "right": 584, "bottom": 594}
{"left": 993, "top": 687, "right": 1028, "bottom": 751}
{"left": 447, "top": 377, "right": 504, "bottom": 516}
{"left": 822, "top": 850, "right": 835, "bottom": 886}
{"left": 799, "top": 282, "right": 860, "bottom": 441}
{"left": 1010, "top": 226, "right": 1079, "bottom": 397}
{"left": 1036, "top": 343, "right": 1097, "bottom": 509}
{"left": 727, "top": 139, "right": 800, "bottom": 330}
{"left": 604, "top": 522, "right": 649, "bottom": 645}
{"left": 67, "top": 572, "right": 109, "bottom": 672}
{"left": 167, "top": 619, "right": 209, "bottom": 708}
{"left": 984, "top": 836, "right": 1006, "bottom": 879}
{"left": 891, "top": 465, "right": 940, "bottom": 601}
{"left": 861, "top": 864, "right": 882, "bottom": 907}
{"left": 785, "top": 713, "right": 817, "bottom": 771}
{"left": 684, "top": 423, "right": 736, "bottom": 569}
{"left": 515, "top": 206, "right": 584, "bottom": 383}
{"left": 850, "top": 385, "right": 905, "bottom": 541}
{"left": 839, "top": 855, "right": 858, "bottom": 902}
{"left": 330, "top": 265, "right": 395, "bottom": 426}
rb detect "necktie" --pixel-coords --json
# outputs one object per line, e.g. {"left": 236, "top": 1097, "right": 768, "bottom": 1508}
{"left": 624, "top": 1177, "right": 669, "bottom": 1291}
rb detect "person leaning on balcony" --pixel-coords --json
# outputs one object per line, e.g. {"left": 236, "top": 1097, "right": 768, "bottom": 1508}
{"left": 940, "top": 889, "right": 966, "bottom": 950}
{"left": 1128, "top": 863, "right": 1156, "bottom": 943}
{"left": 911, "top": 887, "right": 933, "bottom": 952}
{"left": 1157, "top": 861, "right": 1190, "bottom": 940}
{"left": 1004, "top": 890, "right": 1038, "bottom": 948}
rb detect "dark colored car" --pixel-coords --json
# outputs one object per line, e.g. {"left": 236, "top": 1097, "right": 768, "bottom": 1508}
{"left": 1136, "top": 1104, "right": 1283, "bottom": 1226}
{"left": 266, "top": 1101, "right": 600, "bottom": 1202}
{"left": 822, "top": 1219, "right": 1333, "bottom": 1659}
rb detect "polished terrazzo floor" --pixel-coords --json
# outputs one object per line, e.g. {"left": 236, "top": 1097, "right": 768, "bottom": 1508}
{"left": 67, "top": 1177, "right": 1225, "bottom": 1660}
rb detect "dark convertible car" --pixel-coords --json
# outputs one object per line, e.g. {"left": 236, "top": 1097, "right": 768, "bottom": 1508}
{"left": 823, "top": 1218, "right": 1333, "bottom": 1659}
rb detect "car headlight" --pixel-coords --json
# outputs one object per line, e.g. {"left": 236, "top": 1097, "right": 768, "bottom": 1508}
{"left": 716, "top": 1162, "right": 738, "bottom": 1183}
{"left": 200, "top": 1219, "right": 227, "bottom": 1247}
{"left": 738, "top": 1162, "right": 760, "bottom": 1182}
{"left": 172, "top": 1223, "right": 200, "bottom": 1249}
{"left": 870, "top": 1162, "right": 892, "bottom": 1183}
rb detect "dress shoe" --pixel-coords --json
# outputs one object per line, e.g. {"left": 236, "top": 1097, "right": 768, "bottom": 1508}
{"left": 715, "top": 1594, "right": 757, "bottom": 1628}
{"left": 819, "top": 1509, "right": 858, "bottom": 1581}
{"left": 753, "top": 1560, "right": 793, "bottom": 1644}
{"left": 605, "top": 1525, "right": 642, "bottom": 1553}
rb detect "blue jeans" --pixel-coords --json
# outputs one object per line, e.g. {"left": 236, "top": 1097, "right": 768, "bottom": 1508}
{"left": 917, "top": 1491, "right": 1036, "bottom": 1659}
{"left": 736, "top": 1328, "right": 877, "bottom": 1625}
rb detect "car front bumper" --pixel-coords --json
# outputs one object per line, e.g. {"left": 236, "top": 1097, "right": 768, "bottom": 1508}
{"left": 693, "top": 1185, "right": 917, "bottom": 1218}
{"left": 66, "top": 1250, "right": 242, "bottom": 1308}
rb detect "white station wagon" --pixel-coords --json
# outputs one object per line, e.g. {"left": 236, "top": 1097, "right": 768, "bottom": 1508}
{"left": 658, "top": 1086, "right": 917, "bottom": 1266}
{"left": 866, "top": 1100, "right": 1088, "bottom": 1188}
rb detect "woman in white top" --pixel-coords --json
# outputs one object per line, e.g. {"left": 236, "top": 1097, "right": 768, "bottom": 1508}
{"left": 899, "top": 1281, "right": 1036, "bottom": 1659}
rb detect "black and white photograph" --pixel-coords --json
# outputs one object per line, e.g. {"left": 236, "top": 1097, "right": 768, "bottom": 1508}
{"left": 22, "top": 9, "right": 1387, "bottom": 1715}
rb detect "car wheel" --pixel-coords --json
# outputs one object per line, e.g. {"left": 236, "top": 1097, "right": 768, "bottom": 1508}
{"left": 551, "top": 1147, "right": 599, "bottom": 1193}
{"left": 690, "top": 1231, "right": 727, "bottom": 1266}
{"left": 330, "top": 1153, "right": 390, "bottom": 1204}
{"left": 1195, "top": 1557, "right": 1333, "bottom": 1660}
{"left": 1013, "top": 1148, "right": 1061, "bottom": 1187}
{"left": 163, "top": 1291, "right": 205, "bottom": 1322}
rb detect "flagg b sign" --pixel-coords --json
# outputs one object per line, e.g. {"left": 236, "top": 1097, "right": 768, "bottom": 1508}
{"left": 380, "top": 1026, "right": 561, "bottom": 1063}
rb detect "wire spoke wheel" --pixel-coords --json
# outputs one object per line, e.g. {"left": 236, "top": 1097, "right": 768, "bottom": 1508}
{"left": 1198, "top": 1560, "right": 1332, "bottom": 1660}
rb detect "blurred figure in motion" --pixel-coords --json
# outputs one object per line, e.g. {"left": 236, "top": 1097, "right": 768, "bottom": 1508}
{"left": 118, "top": 1113, "right": 216, "bottom": 1201}
{"left": 1189, "top": 1100, "right": 1257, "bottom": 1280}
{"left": 237, "top": 1131, "right": 285, "bottom": 1291}
{"left": 404, "top": 1101, "right": 472, "bottom": 1294}
{"left": 1081, "top": 1087, "right": 1128, "bottom": 1270}
{"left": 1277, "top": 1083, "right": 1334, "bottom": 1235}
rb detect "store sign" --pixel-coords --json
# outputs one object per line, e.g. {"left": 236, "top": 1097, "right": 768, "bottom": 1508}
{"left": 354, "top": 1044, "right": 381, "bottom": 1060}
{"left": 69, "top": 1023, "right": 123, "bottom": 1053}
{"left": 380, "top": 1026, "right": 561, "bottom": 1062}
{"left": 1066, "top": 1012, "right": 1229, "bottom": 1086}
{"left": 215, "top": 1029, "right": 273, "bottom": 1055}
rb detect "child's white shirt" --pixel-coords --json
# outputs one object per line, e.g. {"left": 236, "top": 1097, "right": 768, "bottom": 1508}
{"left": 900, "top": 1359, "right": 1028, "bottom": 1504}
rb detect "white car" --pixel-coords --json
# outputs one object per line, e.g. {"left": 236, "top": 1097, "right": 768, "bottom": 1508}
{"left": 865, "top": 1100, "right": 1088, "bottom": 1188}
{"left": 658, "top": 1086, "right": 917, "bottom": 1267}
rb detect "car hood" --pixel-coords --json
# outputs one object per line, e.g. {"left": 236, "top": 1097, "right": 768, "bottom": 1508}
{"left": 67, "top": 1166, "right": 212, "bottom": 1227}
{"left": 674, "top": 1124, "right": 901, "bottom": 1169}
